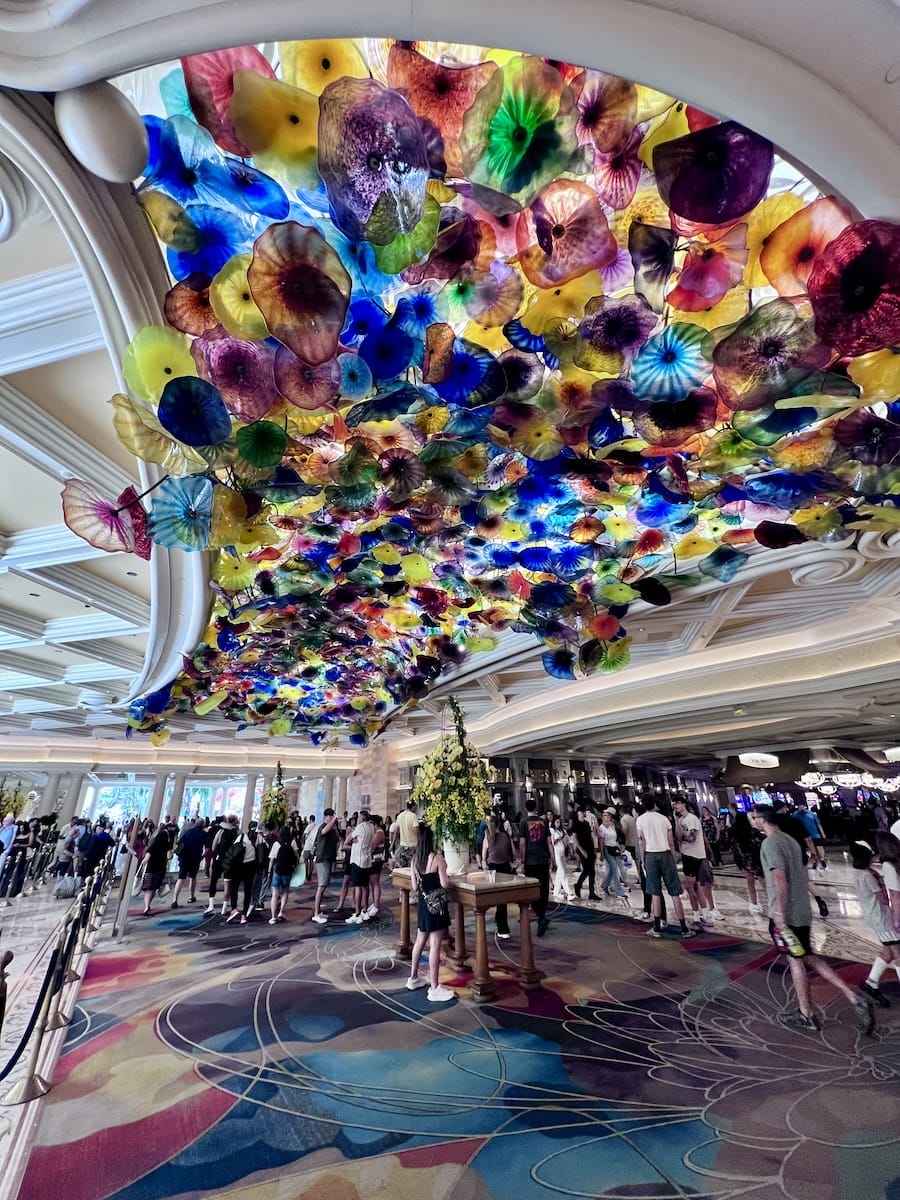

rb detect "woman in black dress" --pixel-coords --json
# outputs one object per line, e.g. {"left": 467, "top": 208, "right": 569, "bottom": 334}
{"left": 406, "top": 823, "right": 455, "bottom": 1003}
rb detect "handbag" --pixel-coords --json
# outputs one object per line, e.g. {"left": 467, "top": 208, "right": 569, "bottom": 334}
{"left": 424, "top": 885, "right": 448, "bottom": 915}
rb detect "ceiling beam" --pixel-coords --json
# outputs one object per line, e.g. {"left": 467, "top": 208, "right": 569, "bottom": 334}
{"left": 13, "top": 563, "right": 150, "bottom": 626}
{"left": 0, "top": 264, "right": 104, "bottom": 373}
{"left": 0, "top": 650, "right": 66, "bottom": 682}
{"left": 0, "top": 378, "right": 133, "bottom": 495}
{"left": 478, "top": 673, "right": 507, "bottom": 706}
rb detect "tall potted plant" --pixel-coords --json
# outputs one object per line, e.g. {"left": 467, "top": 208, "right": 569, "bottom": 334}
{"left": 260, "top": 761, "right": 289, "bottom": 829}
{"left": 410, "top": 697, "right": 491, "bottom": 874}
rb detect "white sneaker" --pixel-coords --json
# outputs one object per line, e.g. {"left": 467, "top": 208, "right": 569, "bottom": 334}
{"left": 345, "top": 913, "right": 362, "bottom": 924}
{"left": 427, "top": 985, "right": 455, "bottom": 1002}
{"left": 633, "top": 912, "right": 653, "bottom": 922}
{"left": 497, "top": 931, "right": 511, "bottom": 939}
{"left": 365, "top": 904, "right": 378, "bottom": 917}
{"left": 311, "top": 913, "right": 327, "bottom": 924}
{"left": 205, "top": 903, "right": 215, "bottom": 914}
{"left": 268, "top": 917, "right": 278, "bottom": 925}
{"left": 709, "top": 908, "right": 726, "bottom": 921}
{"left": 405, "top": 975, "right": 429, "bottom": 990}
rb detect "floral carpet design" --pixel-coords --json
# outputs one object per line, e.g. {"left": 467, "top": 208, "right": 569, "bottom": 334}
{"left": 18, "top": 892, "right": 900, "bottom": 1200}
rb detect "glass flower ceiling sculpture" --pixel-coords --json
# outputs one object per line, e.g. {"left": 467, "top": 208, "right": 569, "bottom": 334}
{"left": 62, "top": 39, "right": 900, "bottom": 747}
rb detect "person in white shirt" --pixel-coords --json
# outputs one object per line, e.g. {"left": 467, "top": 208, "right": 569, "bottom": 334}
{"left": 344, "top": 810, "right": 374, "bottom": 925}
{"left": 395, "top": 802, "right": 419, "bottom": 867}
{"left": 635, "top": 798, "right": 694, "bottom": 940}
{"left": 674, "top": 799, "right": 725, "bottom": 926}
{"left": 890, "top": 817, "right": 900, "bottom": 844}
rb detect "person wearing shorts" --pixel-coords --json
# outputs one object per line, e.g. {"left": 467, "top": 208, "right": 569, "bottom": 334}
{"left": 171, "top": 817, "right": 205, "bottom": 908}
{"left": 345, "top": 810, "right": 374, "bottom": 925}
{"left": 636, "top": 798, "right": 694, "bottom": 940}
{"left": 753, "top": 804, "right": 874, "bottom": 1034}
{"left": 311, "top": 808, "right": 339, "bottom": 924}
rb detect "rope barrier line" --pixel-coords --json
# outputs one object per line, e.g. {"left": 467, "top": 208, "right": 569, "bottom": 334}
{"left": 0, "top": 852, "right": 115, "bottom": 1106}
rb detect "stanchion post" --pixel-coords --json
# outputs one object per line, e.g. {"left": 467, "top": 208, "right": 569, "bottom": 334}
{"left": 43, "top": 917, "right": 73, "bottom": 1032}
{"left": 2, "top": 949, "right": 58, "bottom": 1105}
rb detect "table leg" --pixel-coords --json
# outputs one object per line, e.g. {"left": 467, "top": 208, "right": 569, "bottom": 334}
{"left": 448, "top": 900, "right": 469, "bottom": 970}
{"left": 397, "top": 889, "right": 411, "bottom": 960}
{"left": 470, "top": 910, "right": 496, "bottom": 1001}
{"left": 518, "top": 903, "right": 543, "bottom": 989}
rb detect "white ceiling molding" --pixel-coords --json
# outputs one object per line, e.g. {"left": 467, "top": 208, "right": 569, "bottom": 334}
{"left": 0, "top": 147, "right": 47, "bottom": 239}
{"left": 0, "top": 263, "right": 104, "bottom": 372}
{"left": 0, "top": 378, "right": 133, "bottom": 494}
{"left": 0, "top": 730, "right": 359, "bottom": 773}
{"left": 0, "top": 1, "right": 895, "bottom": 217}
{"left": 0, "top": 523, "right": 112, "bottom": 571}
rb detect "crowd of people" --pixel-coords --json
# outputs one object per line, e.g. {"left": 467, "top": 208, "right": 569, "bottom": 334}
{"left": 19, "top": 787, "right": 899, "bottom": 1031}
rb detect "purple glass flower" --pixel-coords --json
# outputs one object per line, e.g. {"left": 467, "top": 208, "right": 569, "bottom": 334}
{"left": 192, "top": 331, "right": 278, "bottom": 423}
{"left": 575, "top": 293, "right": 657, "bottom": 371}
{"left": 317, "top": 77, "right": 430, "bottom": 245}
{"left": 653, "top": 120, "right": 774, "bottom": 225}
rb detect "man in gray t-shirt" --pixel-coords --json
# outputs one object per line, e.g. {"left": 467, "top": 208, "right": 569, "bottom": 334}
{"left": 751, "top": 805, "right": 874, "bottom": 1036}
{"left": 759, "top": 828, "right": 812, "bottom": 928}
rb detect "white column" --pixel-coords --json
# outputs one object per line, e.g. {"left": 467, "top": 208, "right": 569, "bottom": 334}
{"left": 240, "top": 773, "right": 258, "bottom": 829}
{"left": 40, "top": 770, "right": 65, "bottom": 819}
{"left": 56, "top": 770, "right": 82, "bottom": 824}
{"left": 335, "top": 775, "right": 348, "bottom": 814}
{"left": 168, "top": 772, "right": 189, "bottom": 822}
{"left": 146, "top": 771, "right": 169, "bottom": 826}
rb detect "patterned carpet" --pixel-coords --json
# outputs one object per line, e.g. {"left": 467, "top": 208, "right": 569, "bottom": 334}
{"left": 17, "top": 887, "right": 900, "bottom": 1200}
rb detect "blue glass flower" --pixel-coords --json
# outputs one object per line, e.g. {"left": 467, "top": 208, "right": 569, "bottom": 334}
{"left": 338, "top": 353, "right": 374, "bottom": 399}
{"left": 342, "top": 298, "right": 389, "bottom": 346}
{"left": 434, "top": 341, "right": 505, "bottom": 406}
{"left": 148, "top": 476, "right": 214, "bottom": 550}
{"left": 166, "top": 204, "right": 254, "bottom": 279}
{"left": 359, "top": 319, "right": 415, "bottom": 382}
{"left": 630, "top": 322, "right": 709, "bottom": 402}
{"left": 158, "top": 376, "right": 232, "bottom": 446}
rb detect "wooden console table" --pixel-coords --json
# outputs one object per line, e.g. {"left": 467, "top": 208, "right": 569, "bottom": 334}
{"left": 392, "top": 868, "right": 544, "bottom": 1000}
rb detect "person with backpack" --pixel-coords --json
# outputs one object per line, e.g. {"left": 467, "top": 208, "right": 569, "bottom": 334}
{"left": 519, "top": 799, "right": 552, "bottom": 937}
{"left": 141, "top": 823, "right": 172, "bottom": 916}
{"left": 171, "top": 817, "right": 206, "bottom": 908}
{"left": 268, "top": 826, "right": 299, "bottom": 924}
{"left": 205, "top": 815, "right": 238, "bottom": 914}
{"left": 223, "top": 823, "right": 259, "bottom": 925}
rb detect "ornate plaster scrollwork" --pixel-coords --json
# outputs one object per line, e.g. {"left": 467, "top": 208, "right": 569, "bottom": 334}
{"left": 789, "top": 550, "right": 865, "bottom": 587}
{"left": 854, "top": 530, "right": 900, "bottom": 560}
{"left": 0, "top": 151, "right": 47, "bottom": 241}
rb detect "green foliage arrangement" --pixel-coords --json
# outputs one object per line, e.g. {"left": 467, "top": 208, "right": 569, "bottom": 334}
{"left": 410, "top": 697, "right": 491, "bottom": 847}
{"left": 260, "top": 761, "right": 289, "bottom": 829}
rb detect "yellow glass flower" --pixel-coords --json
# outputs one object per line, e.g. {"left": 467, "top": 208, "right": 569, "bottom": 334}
{"left": 674, "top": 533, "right": 717, "bottom": 557}
{"left": 400, "top": 553, "right": 432, "bottom": 585}
{"left": 210, "top": 254, "right": 269, "bottom": 340}
{"left": 671, "top": 285, "right": 749, "bottom": 331}
{"left": 194, "top": 691, "right": 228, "bottom": 716}
{"left": 638, "top": 102, "right": 690, "bottom": 169}
{"left": 792, "top": 505, "right": 841, "bottom": 539}
{"left": 229, "top": 70, "right": 319, "bottom": 187}
{"left": 279, "top": 39, "right": 368, "bottom": 94}
{"left": 122, "top": 326, "right": 196, "bottom": 403}
{"left": 211, "top": 550, "right": 258, "bottom": 591}
{"left": 519, "top": 273, "right": 604, "bottom": 334}
{"left": 510, "top": 417, "right": 564, "bottom": 460}
{"left": 742, "top": 192, "right": 804, "bottom": 288}
{"left": 848, "top": 349, "right": 900, "bottom": 403}
{"left": 208, "top": 487, "right": 248, "bottom": 548}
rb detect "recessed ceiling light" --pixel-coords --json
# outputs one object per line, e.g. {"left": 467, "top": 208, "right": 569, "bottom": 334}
{"left": 126, "top": 571, "right": 137, "bottom": 577}
{"left": 84, "top": 603, "right": 92, "bottom": 608}
{"left": 28, "top": 592, "right": 40, "bottom": 598}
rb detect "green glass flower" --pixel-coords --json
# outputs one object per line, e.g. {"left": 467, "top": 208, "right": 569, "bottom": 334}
{"left": 460, "top": 57, "right": 579, "bottom": 206}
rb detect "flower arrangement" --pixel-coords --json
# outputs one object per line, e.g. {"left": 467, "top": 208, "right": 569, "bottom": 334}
{"left": 260, "top": 761, "right": 289, "bottom": 829}
{"left": 410, "top": 697, "right": 491, "bottom": 848}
